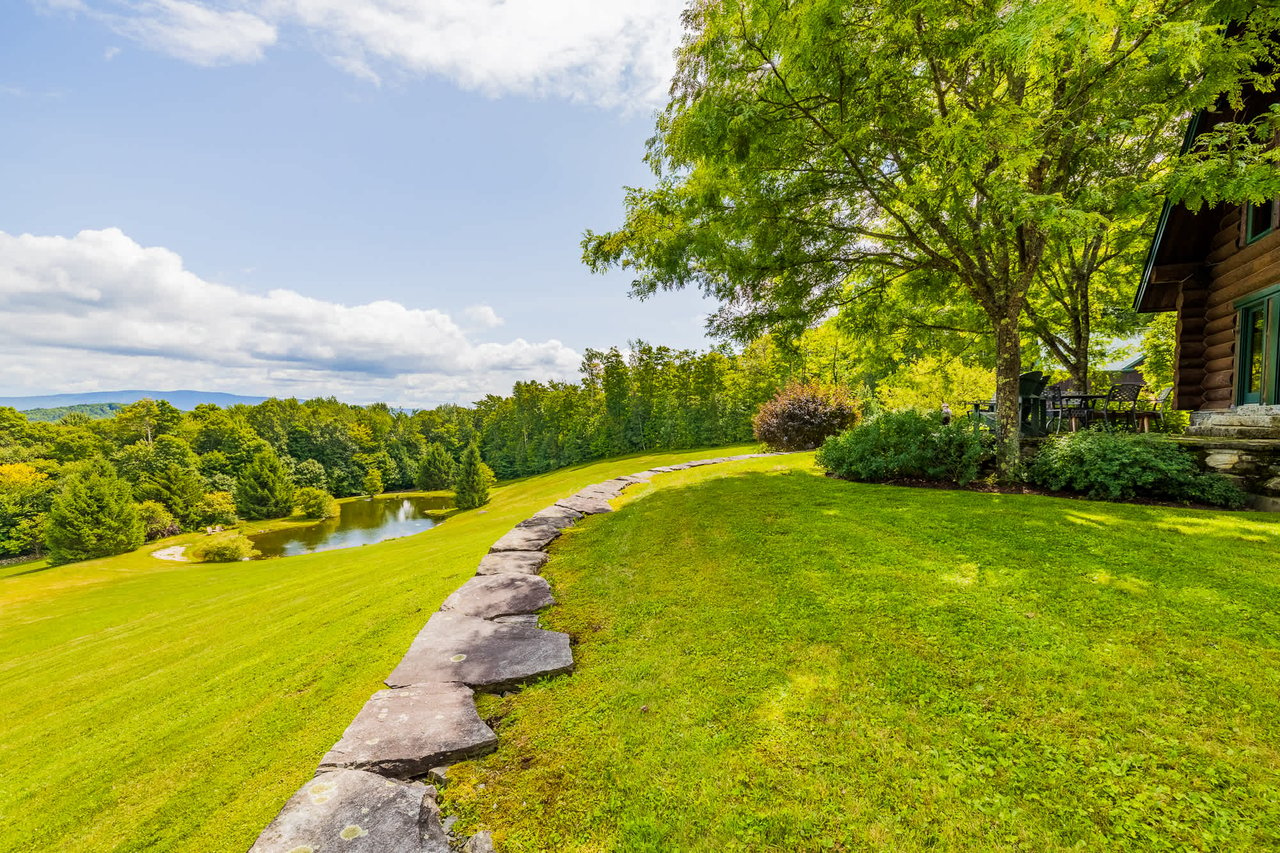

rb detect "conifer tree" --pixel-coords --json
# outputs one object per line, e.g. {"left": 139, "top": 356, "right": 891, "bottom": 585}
{"left": 453, "top": 441, "right": 493, "bottom": 510}
{"left": 137, "top": 463, "right": 206, "bottom": 529}
{"left": 44, "top": 459, "right": 145, "bottom": 564}
{"left": 362, "top": 467, "right": 384, "bottom": 497}
{"left": 234, "top": 448, "right": 296, "bottom": 520}
{"left": 415, "top": 443, "right": 455, "bottom": 491}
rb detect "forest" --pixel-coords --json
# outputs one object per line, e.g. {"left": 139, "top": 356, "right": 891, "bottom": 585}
{"left": 0, "top": 340, "right": 814, "bottom": 561}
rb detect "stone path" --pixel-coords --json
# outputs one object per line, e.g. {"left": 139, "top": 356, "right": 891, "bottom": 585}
{"left": 250, "top": 452, "right": 780, "bottom": 852}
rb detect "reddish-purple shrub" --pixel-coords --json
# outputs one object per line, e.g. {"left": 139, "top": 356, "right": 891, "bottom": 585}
{"left": 752, "top": 383, "right": 861, "bottom": 451}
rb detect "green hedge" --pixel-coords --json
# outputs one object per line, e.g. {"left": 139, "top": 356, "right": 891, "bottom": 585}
{"left": 817, "top": 410, "right": 991, "bottom": 485}
{"left": 1029, "top": 430, "right": 1246, "bottom": 507}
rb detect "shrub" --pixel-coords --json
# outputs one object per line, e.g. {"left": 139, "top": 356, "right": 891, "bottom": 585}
{"left": 295, "top": 486, "right": 340, "bottom": 519}
{"left": 44, "top": 459, "right": 145, "bottom": 565}
{"left": 416, "top": 443, "right": 455, "bottom": 491}
{"left": 1029, "top": 430, "right": 1247, "bottom": 507}
{"left": 753, "top": 383, "right": 860, "bottom": 451}
{"left": 234, "top": 449, "right": 296, "bottom": 520}
{"left": 137, "top": 500, "right": 180, "bottom": 541}
{"left": 362, "top": 467, "right": 384, "bottom": 497}
{"left": 454, "top": 442, "right": 495, "bottom": 510}
{"left": 817, "top": 410, "right": 991, "bottom": 486}
{"left": 194, "top": 491, "right": 238, "bottom": 527}
{"left": 293, "top": 458, "right": 328, "bottom": 491}
{"left": 190, "top": 534, "right": 259, "bottom": 563}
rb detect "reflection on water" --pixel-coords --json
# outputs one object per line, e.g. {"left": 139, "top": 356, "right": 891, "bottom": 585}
{"left": 249, "top": 494, "right": 452, "bottom": 559}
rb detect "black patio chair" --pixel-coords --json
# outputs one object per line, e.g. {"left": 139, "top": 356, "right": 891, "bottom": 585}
{"left": 1019, "top": 371, "right": 1050, "bottom": 436}
{"left": 1096, "top": 382, "right": 1145, "bottom": 430}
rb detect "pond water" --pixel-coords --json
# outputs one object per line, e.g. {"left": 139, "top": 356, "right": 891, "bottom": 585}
{"left": 249, "top": 494, "right": 452, "bottom": 559}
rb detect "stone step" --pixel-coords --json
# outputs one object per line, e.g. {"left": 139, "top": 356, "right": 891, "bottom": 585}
{"left": 1186, "top": 425, "right": 1280, "bottom": 439}
{"left": 1191, "top": 414, "right": 1280, "bottom": 428}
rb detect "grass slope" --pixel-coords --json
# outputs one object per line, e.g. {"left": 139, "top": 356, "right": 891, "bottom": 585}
{"left": 0, "top": 445, "right": 761, "bottom": 853}
{"left": 446, "top": 456, "right": 1280, "bottom": 851}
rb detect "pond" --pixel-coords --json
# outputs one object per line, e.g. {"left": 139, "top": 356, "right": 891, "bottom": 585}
{"left": 248, "top": 494, "right": 452, "bottom": 559}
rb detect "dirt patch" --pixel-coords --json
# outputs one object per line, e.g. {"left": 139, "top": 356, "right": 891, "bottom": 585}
{"left": 152, "top": 546, "right": 189, "bottom": 562}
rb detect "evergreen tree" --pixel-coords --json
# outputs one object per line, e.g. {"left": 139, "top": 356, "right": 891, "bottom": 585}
{"left": 415, "top": 443, "right": 454, "bottom": 491}
{"left": 453, "top": 442, "right": 493, "bottom": 510}
{"left": 44, "top": 459, "right": 145, "bottom": 565}
{"left": 234, "top": 449, "right": 296, "bottom": 520}
{"left": 362, "top": 467, "right": 384, "bottom": 497}
{"left": 137, "top": 463, "right": 206, "bottom": 529}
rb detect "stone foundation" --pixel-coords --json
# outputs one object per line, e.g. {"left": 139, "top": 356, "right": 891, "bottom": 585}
{"left": 1173, "top": 437, "right": 1280, "bottom": 512}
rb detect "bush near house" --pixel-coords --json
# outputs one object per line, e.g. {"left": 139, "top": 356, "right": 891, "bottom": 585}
{"left": 1029, "top": 430, "right": 1247, "bottom": 507}
{"left": 752, "top": 382, "right": 860, "bottom": 451}
{"left": 818, "top": 410, "right": 991, "bottom": 485}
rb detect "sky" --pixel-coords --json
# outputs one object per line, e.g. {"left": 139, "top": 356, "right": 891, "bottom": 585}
{"left": 0, "top": 0, "right": 719, "bottom": 407}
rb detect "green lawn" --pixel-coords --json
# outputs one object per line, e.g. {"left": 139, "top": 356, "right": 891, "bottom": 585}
{"left": 0, "top": 445, "right": 762, "bottom": 853}
{"left": 445, "top": 455, "right": 1280, "bottom": 852}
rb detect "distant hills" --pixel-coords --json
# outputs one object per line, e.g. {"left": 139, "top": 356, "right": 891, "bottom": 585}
{"left": 1, "top": 390, "right": 271, "bottom": 417}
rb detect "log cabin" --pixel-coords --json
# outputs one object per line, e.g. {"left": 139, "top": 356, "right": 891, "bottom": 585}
{"left": 1134, "top": 89, "right": 1280, "bottom": 507}
{"left": 1134, "top": 89, "right": 1280, "bottom": 426}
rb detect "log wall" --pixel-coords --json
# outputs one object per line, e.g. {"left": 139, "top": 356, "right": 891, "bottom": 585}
{"left": 1176, "top": 207, "right": 1280, "bottom": 410}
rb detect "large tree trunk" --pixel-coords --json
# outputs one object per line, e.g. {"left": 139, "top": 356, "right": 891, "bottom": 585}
{"left": 993, "top": 312, "right": 1023, "bottom": 477}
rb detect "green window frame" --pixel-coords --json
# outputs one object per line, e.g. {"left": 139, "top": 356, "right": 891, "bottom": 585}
{"left": 1235, "top": 284, "right": 1280, "bottom": 406}
{"left": 1245, "top": 200, "right": 1276, "bottom": 244}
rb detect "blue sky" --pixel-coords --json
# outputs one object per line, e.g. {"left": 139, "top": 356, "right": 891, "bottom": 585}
{"left": 0, "top": 0, "right": 715, "bottom": 406}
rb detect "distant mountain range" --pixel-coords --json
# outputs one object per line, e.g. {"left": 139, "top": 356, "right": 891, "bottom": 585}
{"left": 1, "top": 390, "right": 271, "bottom": 413}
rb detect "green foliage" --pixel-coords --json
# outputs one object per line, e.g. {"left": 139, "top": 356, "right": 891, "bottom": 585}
{"left": 136, "top": 500, "right": 180, "bottom": 542}
{"left": 193, "top": 491, "right": 238, "bottom": 527}
{"left": 294, "top": 486, "right": 340, "bottom": 520}
{"left": 454, "top": 442, "right": 494, "bottom": 510}
{"left": 43, "top": 460, "right": 145, "bottom": 565}
{"left": 751, "top": 382, "right": 860, "bottom": 451}
{"left": 21, "top": 403, "right": 123, "bottom": 422}
{"left": 136, "top": 463, "right": 206, "bottom": 529}
{"left": 190, "top": 534, "right": 259, "bottom": 563}
{"left": 817, "top": 411, "right": 991, "bottom": 486}
{"left": 583, "top": 0, "right": 1277, "bottom": 469}
{"left": 1140, "top": 312, "right": 1177, "bottom": 393}
{"left": 415, "top": 443, "right": 455, "bottom": 491}
{"left": 361, "top": 467, "right": 384, "bottom": 496}
{"left": 234, "top": 449, "right": 296, "bottom": 521}
{"left": 1029, "top": 430, "right": 1247, "bottom": 507}
{"left": 293, "top": 458, "right": 328, "bottom": 491}
{"left": 0, "top": 462, "right": 53, "bottom": 557}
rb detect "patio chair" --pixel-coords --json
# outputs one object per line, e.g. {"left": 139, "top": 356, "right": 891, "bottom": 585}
{"left": 1019, "top": 372, "right": 1050, "bottom": 436}
{"left": 1097, "top": 382, "right": 1145, "bottom": 429}
{"left": 1134, "top": 385, "right": 1173, "bottom": 433}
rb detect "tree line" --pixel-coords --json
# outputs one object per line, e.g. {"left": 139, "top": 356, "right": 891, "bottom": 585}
{"left": 0, "top": 341, "right": 799, "bottom": 562}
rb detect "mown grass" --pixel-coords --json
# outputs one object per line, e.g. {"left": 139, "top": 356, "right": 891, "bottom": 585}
{"left": 446, "top": 455, "right": 1280, "bottom": 852}
{"left": 0, "top": 445, "right": 762, "bottom": 853}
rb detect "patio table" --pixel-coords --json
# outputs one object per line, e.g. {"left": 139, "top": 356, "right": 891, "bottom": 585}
{"left": 1053, "top": 394, "right": 1106, "bottom": 431}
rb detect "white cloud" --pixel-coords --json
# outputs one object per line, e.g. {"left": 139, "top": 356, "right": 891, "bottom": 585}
{"left": 103, "top": 46, "right": 121, "bottom": 60}
{"left": 46, "top": 0, "right": 687, "bottom": 107}
{"left": 107, "top": 0, "right": 277, "bottom": 66}
{"left": 462, "top": 305, "right": 504, "bottom": 329}
{"left": 0, "top": 228, "right": 580, "bottom": 407}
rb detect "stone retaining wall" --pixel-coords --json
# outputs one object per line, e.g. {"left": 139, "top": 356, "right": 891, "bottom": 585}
{"left": 249, "top": 452, "right": 779, "bottom": 853}
{"left": 1174, "top": 437, "right": 1280, "bottom": 512}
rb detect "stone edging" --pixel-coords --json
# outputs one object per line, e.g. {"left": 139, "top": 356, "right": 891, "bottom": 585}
{"left": 250, "top": 452, "right": 780, "bottom": 853}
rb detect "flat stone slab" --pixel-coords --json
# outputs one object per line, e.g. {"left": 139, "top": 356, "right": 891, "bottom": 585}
{"left": 441, "top": 574, "right": 553, "bottom": 619}
{"left": 556, "top": 494, "right": 613, "bottom": 515}
{"left": 489, "top": 524, "right": 560, "bottom": 552}
{"left": 250, "top": 769, "right": 448, "bottom": 853}
{"left": 386, "top": 611, "right": 573, "bottom": 691}
{"left": 319, "top": 684, "right": 497, "bottom": 779}
{"left": 516, "top": 510, "right": 577, "bottom": 531}
{"left": 476, "top": 550, "right": 547, "bottom": 575}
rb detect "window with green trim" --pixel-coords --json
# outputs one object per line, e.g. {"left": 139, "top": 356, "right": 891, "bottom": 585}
{"left": 1236, "top": 288, "right": 1279, "bottom": 406}
{"left": 1245, "top": 200, "right": 1275, "bottom": 244}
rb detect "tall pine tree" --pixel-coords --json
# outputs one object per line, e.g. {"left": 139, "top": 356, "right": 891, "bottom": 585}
{"left": 453, "top": 442, "right": 493, "bottom": 510}
{"left": 415, "top": 443, "right": 454, "bottom": 491}
{"left": 234, "top": 449, "right": 296, "bottom": 521}
{"left": 44, "top": 459, "right": 145, "bottom": 565}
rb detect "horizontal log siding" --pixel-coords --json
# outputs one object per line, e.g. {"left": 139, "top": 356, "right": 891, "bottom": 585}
{"left": 1190, "top": 208, "right": 1280, "bottom": 409}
